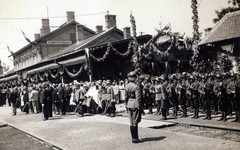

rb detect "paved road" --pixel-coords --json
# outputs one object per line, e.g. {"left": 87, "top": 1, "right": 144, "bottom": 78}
{"left": 0, "top": 105, "right": 240, "bottom": 150}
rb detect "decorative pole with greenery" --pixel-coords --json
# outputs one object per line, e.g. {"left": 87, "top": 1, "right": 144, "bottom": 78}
{"left": 191, "top": 0, "right": 200, "bottom": 44}
{"left": 130, "top": 12, "right": 142, "bottom": 75}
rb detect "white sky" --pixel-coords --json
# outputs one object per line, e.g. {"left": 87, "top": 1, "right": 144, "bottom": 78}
{"left": 0, "top": 0, "right": 231, "bottom": 70}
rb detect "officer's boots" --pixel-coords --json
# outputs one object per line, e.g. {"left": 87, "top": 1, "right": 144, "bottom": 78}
{"left": 218, "top": 111, "right": 224, "bottom": 121}
{"left": 232, "top": 111, "right": 239, "bottom": 122}
{"left": 172, "top": 107, "right": 177, "bottom": 117}
{"left": 238, "top": 111, "right": 240, "bottom": 123}
{"left": 223, "top": 111, "right": 227, "bottom": 122}
{"left": 131, "top": 125, "right": 144, "bottom": 143}
{"left": 195, "top": 108, "right": 199, "bottom": 119}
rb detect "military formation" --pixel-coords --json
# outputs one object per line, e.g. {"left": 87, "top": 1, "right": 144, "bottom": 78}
{"left": 139, "top": 71, "right": 240, "bottom": 123}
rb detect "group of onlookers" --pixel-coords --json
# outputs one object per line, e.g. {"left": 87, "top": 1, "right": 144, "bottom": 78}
{"left": 1, "top": 71, "right": 240, "bottom": 123}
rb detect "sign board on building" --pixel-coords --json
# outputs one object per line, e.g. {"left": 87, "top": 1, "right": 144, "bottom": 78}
{"left": 47, "top": 41, "right": 72, "bottom": 45}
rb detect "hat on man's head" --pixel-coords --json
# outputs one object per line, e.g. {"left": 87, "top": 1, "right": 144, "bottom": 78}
{"left": 128, "top": 71, "right": 137, "bottom": 81}
{"left": 106, "top": 80, "right": 111, "bottom": 85}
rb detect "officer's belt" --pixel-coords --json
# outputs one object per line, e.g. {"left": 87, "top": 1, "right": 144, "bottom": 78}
{"left": 129, "top": 96, "right": 136, "bottom": 99}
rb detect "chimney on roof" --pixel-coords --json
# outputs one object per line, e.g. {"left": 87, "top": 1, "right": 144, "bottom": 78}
{"left": 76, "top": 24, "right": 85, "bottom": 43}
{"left": 123, "top": 27, "right": 131, "bottom": 39}
{"left": 105, "top": 11, "right": 116, "bottom": 29}
{"left": 34, "top": 33, "right": 40, "bottom": 40}
{"left": 204, "top": 27, "right": 212, "bottom": 36}
{"left": 40, "top": 19, "right": 50, "bottom": 36}
{"left": 67, "top": 11, "right": 75, "bottom": 22}
{"left": 96, "top": 25, "right": 103, "bottom": 33}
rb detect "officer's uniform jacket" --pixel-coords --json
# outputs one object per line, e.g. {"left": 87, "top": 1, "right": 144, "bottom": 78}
{"left": 226, "top": 78, "right": 236, "bottom": 95}
{"left": 161, "top": 81, "right": 168, "bottom": 100}
{"left": 198, "top": 80, "right": 205, "bottom": 96}
{"left": 213, "top": 80, "right": 221, "bottom": 96}
{"left": 154, "top": 84, "right": 164, "bottom": 101}
{"left": 190, "top": 81, "right": 199, "bottom": 99}
{"left": 101, "top": 85, "right": 107, "bottom": 101}
{"left": 125, "top": 82, "right": 142, "bottom": 110}
{"left": 106, "top": 85, "right": 114, "bottom": 102}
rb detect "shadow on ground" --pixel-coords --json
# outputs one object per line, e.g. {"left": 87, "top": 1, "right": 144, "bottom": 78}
{"left": 141, "top": 136, "right": 166, "bottom": 142}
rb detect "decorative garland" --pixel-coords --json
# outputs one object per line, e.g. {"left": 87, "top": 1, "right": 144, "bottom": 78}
{"left": 111, "top": 42, "right": 133, "bottom": 57}
{"left": 37, "top": 71, "right": 45, "bottom": 82}
{"left": 90, "top": 42, "right": 132, "bottom": 62}
{"left": 64, "top": 65, "right": 84, "bottom": 78}
{"left": 47, "top": 68, "right": 59, "bottom": 79}
{"left": 130, "top": 12, "right": 137, "bottom": 42}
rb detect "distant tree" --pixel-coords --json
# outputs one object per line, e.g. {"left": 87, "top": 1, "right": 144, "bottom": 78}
{"left": 213, "top": 0, "right": 240, "bottom": 23}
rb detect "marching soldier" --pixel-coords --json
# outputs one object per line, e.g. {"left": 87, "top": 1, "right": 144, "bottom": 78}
{"left": 125, "top": 71, "right": 144, "bottom": 143}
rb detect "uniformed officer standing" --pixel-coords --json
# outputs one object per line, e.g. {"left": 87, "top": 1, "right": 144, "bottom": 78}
{"left": 189, "top": 76, "right": 200, "bottom": 119}
{"left": 233, "top": 73, "right": 240, "bottom": 122}
{"left": 160, "top": 74, "right": 168, "bottom": 120}
{"left": 212, "top": 75, "right": 221, "bottom": 115}
{"left": 203, "top": 74, "right": 213, "bottom": 120}
{"left": 154, "top": 77, "right": 162, "bottom": 115}
{"left": 226, "top": 74, "right": 236, "bottom": 119}
{"left": 218, "top": 73, "right": 228, "bottom": 121}
{"left": 105, "top": 80, "right": 115, "bottom": 117}
{"left": 142, "top": 78, "right": 153, "bottom": 114}
{"left": 167, "top": 75, "right": 178, "bottom": 117}
{"left": 179, "top": 73, "right": 188, "bottom": 117}
{"left": 125, "top": 71, "right": 144, "bottom": 143}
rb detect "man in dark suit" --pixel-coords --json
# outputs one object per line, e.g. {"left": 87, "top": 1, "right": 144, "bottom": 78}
{"left": 10, "top": 87, "right": 18, "bottom": 116}
{"left": 41, "top": 83, "right": 52, "bottom": 121}
{"left": 64, "top": 84, "right": 72, "bottom": 113}
{"left": 58, "top": 83, "right": 65, "bottom": 115}
{"left": 125, "top": 71, "right": 144, "bottom": 143}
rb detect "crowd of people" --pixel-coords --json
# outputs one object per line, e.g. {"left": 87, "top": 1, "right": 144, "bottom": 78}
{"left": 1, "top": 71, "right": 240, "bottom": 123}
